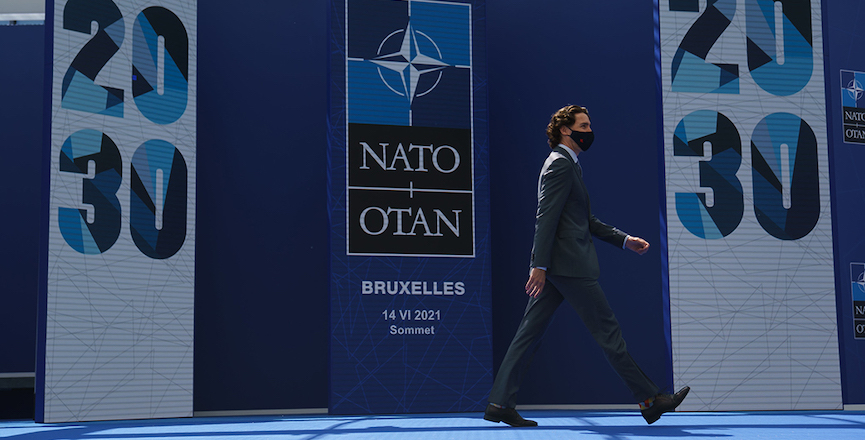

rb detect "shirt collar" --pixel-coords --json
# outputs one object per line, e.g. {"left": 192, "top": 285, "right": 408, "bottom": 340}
{"left": 557, "top": 143, "right": 579, "bottom": 163}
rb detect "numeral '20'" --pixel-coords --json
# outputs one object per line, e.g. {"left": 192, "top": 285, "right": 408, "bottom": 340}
{"left": 670, "top": 0, "right": 813, "bottom": 96}
{"left": 61, "top": 0, "right": 189, "bottom": 122}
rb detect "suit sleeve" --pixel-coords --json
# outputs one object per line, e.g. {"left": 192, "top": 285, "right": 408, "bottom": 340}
{"left": 589, "top": 214, "right": 628, "bottom": 248}
{"left": 531, "top": 158, "right": 572, "bottom": 268}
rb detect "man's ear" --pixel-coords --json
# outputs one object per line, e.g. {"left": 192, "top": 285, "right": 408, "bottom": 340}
{"left": 560, "top": 126, "right": 570, "bottom": 135}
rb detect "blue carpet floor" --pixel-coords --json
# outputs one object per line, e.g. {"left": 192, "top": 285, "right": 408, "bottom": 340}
{"left": 2, "top": 410, "right": 865, "bottom": 439}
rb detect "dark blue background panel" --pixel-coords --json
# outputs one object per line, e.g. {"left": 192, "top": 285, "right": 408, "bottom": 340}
{"left": 486, "top": 0, "right": 673, "bottom": 405}
{"left": 824, "top": 0, "right": 865, "bottom": 406}
{"left": 0, "top": 24, "right": 44, "bottom": 375}
{"left": 194, "top": 0, "right": 330, "bottom": 411}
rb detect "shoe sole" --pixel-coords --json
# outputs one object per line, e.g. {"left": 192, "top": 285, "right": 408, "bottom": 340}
{"left": 483, "top": 413, "right": 537, "bottom": 427}
{"left": 483, "top": 414, "right": 502, "bottom": 423}
{"left": 643, "top": 413, "right": 661, "bottom": 424}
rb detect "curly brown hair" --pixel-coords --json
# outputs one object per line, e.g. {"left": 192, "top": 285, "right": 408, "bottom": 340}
{"left": 546, "top": 105, "right": 590, "bottom": 148}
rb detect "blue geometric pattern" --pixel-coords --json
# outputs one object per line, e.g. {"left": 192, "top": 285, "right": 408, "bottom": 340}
{"left": 746, "top": 0, "right": 813, "bottom": 96}
{"left": 58, "top": 129, "right": 122, "bottom": 254}
{"left": 60, "top": 0, "right": 125, "bottom": 117}
{"left": 751, "top": 113, "right": 819, "bottom": 240}
{"left": 662, "top": 0, "right": 841, "bottom": 411}
{"left": 671, "top": 0, "right": 739, "bottom": 94}
{"left": 347, "top": 0, "right": 471, "bottom": 129}
{"left": 132, "top": 7, "right": 189, "bottom": 125}
{"left": 43, "top": 0, "right": 197, "bottom": 422}
{"left": 130, "top": 140, "right": 188, "bottom": 259}
{"left": 673, "top": 110, "right": 743, "bottom": 239}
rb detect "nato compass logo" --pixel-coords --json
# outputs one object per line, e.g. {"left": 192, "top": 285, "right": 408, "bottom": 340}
{"left": 347, "top": 0, "right": 471, "bottom": 129}
{"left": 841, "top": 70, "right": 865, "bottom": 144}
{"left": 844, "top": 77, "right": 864, "bottom": 105}
{"left": 852, "top": 263, "right": 865, "bottom": 338}
{"left": 344, "top": 0, "right": 474, "bottom": 256}
{"left": 370, "top": 22, "right": 450, "bottom": 104}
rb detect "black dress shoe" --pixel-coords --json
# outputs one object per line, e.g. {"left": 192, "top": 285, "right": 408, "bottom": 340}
{"left": 483, "top": 404, "right": 538, "bottom": 427}
{"left": 641, "top": 386, "right": 690, "bottom": 424}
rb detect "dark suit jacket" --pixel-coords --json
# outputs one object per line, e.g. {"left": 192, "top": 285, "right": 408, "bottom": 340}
{"left": 530, "top": 146, "right": 628, "bottom": 279}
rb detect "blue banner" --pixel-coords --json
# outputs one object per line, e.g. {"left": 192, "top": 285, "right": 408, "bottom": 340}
{"left": 329, "top": 0, "right": 491, "bottom": 414}
{"left": 824, "top": 0, "right": 865, "bottom": 405}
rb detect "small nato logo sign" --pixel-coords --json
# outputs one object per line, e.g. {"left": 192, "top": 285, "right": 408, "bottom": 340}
{"left": 842, "top": 70, "right": 865, "bottom": 108}
{"left": 850, "top": 262, "right": 865, "bottom": 301}
{"left": 841, "top": 70, "right": 865, "bottom": 144}
{"left": 347, "top": 0, "right": 471, "bottom": 129}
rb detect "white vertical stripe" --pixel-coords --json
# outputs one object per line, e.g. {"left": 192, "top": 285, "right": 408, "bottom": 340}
{"left": 45, "top": 0, "right": 196, "bottom": 422}
{"left": 660, "top": 0, "right": 841, "bottom": 411}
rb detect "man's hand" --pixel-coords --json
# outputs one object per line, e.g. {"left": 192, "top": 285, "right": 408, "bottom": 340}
{"left": 625, "top": 236, "right": 650, "bottom": 255}
{"left": 525, "top": 268, "right": 546, "bottom": 297}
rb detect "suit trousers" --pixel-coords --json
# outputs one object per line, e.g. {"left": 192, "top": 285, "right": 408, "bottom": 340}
{"left": 488, "top": 274, "right": 660, "bottom": 408}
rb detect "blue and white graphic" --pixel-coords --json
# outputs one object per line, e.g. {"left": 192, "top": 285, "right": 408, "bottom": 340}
{"left": 841, "top": 70, "right": 865, "bottom": 144}
{"left": 842, "top": 70, "right": 865, "bottom": 108}
{"left": 331, "top": 0, "right": 491, "bottom": 415}
{"left": 347, "top": 0, "right": 470, "bottom": 128}
{"left": 662, "top": 0, "right": 840, "bottom": 410}
{"left": 371, "top": 23, "right": 450, "bottom": 102}
{"left": 851, "top": 263, "right": 865, "bottom": 339}
{"left": 43, "top": 0, "right": 197, "bottom": 423}
{"left": 345, "top": 0, "right": 474, "bottom": 257}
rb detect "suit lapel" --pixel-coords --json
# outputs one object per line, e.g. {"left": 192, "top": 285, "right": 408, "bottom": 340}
{"left": 555, "top": 146, "right": 586, "bottom": 190}
{"left": 554, "top": 146, "right": 590, "bottom": 214}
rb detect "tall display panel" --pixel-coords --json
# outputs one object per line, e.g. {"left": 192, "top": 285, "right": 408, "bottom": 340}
{"left": 38, "top": 0, "right": 196, "bottom": 422}
{"left": 329, "top": 0, "right": 492, "bottom": 414}
{"left": 660, "top": 0, "right": 841, "bottom": 410}
{"left": 823, "top": 0, "right": 865, "bottom": 406}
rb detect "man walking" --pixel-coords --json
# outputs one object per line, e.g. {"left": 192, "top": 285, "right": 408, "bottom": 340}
{"left": 484, "top": 105, "right": 689, "bottom": 427}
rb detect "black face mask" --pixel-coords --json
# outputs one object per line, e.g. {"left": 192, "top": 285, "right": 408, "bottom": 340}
{"left": 568, "top": 130, "right": 595, "bottom": 151}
